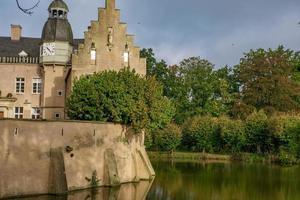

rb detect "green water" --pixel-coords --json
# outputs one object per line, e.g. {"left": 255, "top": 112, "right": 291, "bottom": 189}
{"left": 3, "top": 161, "right": 300, "bottom": 200}
{"left": 147, "top": 161, "right": 300, "bottom": 200}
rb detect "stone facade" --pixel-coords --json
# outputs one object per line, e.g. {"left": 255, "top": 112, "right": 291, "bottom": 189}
{"left": 0, "top": 119, "right": 155, "bottom": 198}
{"left": 0, "top": 0, "right": 146, "bottom": 120}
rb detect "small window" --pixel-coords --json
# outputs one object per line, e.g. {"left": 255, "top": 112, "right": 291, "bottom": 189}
{"left": 15, "top": 107, "right": 23, "bottom": 119}
{"left": 124, "top": 52, "right": 129, "bottom": 63}
{"left": 31, "top": 107, "right": 41, "bottom": 120}
{"left": 91, "top": 50, "right": 96, "bottom": 60}
{"left": 32, "top": 78, "right": 42, "bottom": 94}
{"left": 54, "top": 113, "right": 61, "bottom": 119}
{"left": 57, "top": 90, "right": 64, "bottom": 97}
{"left": 16, "top": 78, "right": 25, "bottom": 94}
{"left": 90, "top": 43, "right": 96, "bottom": 60}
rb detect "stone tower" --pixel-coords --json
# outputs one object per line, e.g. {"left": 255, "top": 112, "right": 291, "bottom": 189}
{"left": 40, "top": 0, "right": 73, "bottom": 120}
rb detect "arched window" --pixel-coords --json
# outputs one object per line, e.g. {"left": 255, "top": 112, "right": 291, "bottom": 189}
{"left": 58, "top": 10, "right": 64, "bottom": 18}
{"left": 52, "top": 10, "right": 58, "bottom": 18}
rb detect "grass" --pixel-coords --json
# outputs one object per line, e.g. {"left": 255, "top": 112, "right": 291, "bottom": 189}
{"left": 147, "top": 151, "right": 299, "bottom": 166}
{"left": 148, "top": 151, "right": 231, "bottom": 163}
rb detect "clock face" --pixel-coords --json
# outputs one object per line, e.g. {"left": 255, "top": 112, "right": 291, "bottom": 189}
{"left": 42, "top": 43, "right": 55, "bottom": 56}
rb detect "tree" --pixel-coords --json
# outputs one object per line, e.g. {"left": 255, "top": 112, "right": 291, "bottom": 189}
{"left": 236, "top": 46, "right": 300, "bottom": 112}
{"left": 66, "top": 68, "right": 175, "bottom": 133}
{"left": 177, "top": 57, "right": 232, "bottom": 119}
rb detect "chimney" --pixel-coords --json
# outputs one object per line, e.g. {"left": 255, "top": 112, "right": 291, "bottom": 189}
{"left": 11, "top": 25, "right": 22, "bottom": 41}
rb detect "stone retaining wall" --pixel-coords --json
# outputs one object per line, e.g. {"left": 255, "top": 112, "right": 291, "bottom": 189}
{"left": 0, "top": 119, "right": 155, "bottom": 199}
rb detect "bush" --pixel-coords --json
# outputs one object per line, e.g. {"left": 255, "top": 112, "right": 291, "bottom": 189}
{"left": 182, "top": 116, "right": 221, "bottom": 152}
{"left": 66, "top": 68, "right": 175, "bottom": 133}
{"left": 245, "top": 110, "right": 271, "bottom": 153}
{"left": 267, "top": 114, "right": 300, "bottom": 156}
{"left": 278, "top": 148, "right": 297, "bottom": 166}
{"left": 152, "top": 123, "right": 182, "bottom": 152}
{"left": 218, "top": 117, "right": 246, "bottom": 153}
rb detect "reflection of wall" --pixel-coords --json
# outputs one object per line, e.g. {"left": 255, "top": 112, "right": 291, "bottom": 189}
{"left": 5, "top": 181, "right": 154, "bottom": 200}
{"left": 0, "top": 120, "right": 155, "bottom": 199}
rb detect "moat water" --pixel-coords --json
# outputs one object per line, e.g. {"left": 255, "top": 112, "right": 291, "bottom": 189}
{"left": 4, "top": 160, "right": 300, "bottom": 200}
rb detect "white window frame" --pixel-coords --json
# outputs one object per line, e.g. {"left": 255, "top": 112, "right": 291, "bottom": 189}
{"left": 31, "top": 107, "right": 41, "bottom": 120}
{"left": 32, "top": 78, "right": 42, "bottom": 94}
{"left": 16, "top": 77, "right": 25, "bottom": 94}
{"left": 14, "top": 107, "right": 23, "bottom": 119}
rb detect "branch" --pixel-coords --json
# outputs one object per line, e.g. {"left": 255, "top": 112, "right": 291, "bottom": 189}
{"left": 16, "top": 0, "right": 40, "bottom": 15}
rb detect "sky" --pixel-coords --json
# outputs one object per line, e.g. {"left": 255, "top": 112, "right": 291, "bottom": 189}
{"left": 1, "top": 0, "right": 300, "bottom": 68}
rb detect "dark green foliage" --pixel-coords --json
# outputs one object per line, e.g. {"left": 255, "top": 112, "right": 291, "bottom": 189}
{"left": 182, "top": 116, "right": 221, "bottom": 152}
{"left": 218, "top": 117, "right": 246, "bottom": 153}
{"left": 66, "top": 68, "right": 175, "bottom": 133}
{"left": 245, "top": 110, "right": 271, "bottom": 153}
{"left": 152, "top": 123, "right": 182, "bottom": 152}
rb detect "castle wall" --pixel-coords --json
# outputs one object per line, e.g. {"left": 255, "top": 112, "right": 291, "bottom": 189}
{"left": 0, "top": 119, "right": 155, "bottom": 199}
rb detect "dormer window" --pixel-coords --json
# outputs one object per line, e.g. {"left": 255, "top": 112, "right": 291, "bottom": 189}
{"left": 18, "top": 50, "right": 28, "bottom": 57}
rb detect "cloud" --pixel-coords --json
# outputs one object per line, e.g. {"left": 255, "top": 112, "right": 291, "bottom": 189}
{"left": 1, "top": 0, "right": 299, "bottom": 68}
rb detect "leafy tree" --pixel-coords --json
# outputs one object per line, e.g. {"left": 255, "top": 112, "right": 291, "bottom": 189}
{"left": 66, "top": 68, "right": 175, "bottom": 133}
{"left": 176, "top": 57, "right": 232, "bottom": 120}
{"left": 236, "top": 46, "right": 300, "bottom": 112}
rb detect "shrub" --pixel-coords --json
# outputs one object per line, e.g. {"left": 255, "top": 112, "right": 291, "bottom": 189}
{"left": 267, "top": 114, "right": 300, "bottom": 155}
{"left": 218, "top": 117, "right": 246, "bottom": 153}
{"left": 245, "top": 110, "right": 270, "bottom": 153}
{"left": 152, "top": 123, "right": 182, "bottom": 152}
{"left": 182, "top": 116, "right": 221, "bottom": 152}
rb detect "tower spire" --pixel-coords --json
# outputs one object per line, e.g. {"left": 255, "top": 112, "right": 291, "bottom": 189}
{"left": 105, "top": 0, "right": 115, "bottom": 10}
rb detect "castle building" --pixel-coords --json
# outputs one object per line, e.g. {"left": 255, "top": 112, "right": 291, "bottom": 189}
{"left": 0, "top": 0, "right": 146, "bottom": 120}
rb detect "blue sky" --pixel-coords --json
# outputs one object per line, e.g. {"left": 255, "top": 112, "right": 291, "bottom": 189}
{"left": 1, "top": 0, "right": 300, "bottom": 67}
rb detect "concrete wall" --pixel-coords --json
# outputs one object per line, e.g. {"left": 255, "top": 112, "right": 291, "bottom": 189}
{"left": 0, "top": 119, "right": 155, "bottom": 199}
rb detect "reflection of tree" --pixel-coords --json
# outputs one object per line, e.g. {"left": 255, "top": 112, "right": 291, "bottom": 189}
{"left": 148, "top": 161, "right": 300, "bottom": 200}
{"left": 16, "top": 0, "right": 40, "bottom": 15}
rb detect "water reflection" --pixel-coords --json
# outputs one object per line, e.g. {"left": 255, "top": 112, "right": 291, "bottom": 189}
{"left": 8, "top": 181, "right": 153, "bottom": 200}
{"left": 147, "top": 161, "right": 300, "bottom": 200}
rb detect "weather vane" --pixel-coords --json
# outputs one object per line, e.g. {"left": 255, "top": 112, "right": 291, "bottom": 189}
{"left": 16, "top": 0, "right": 40, "bottom": 15}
